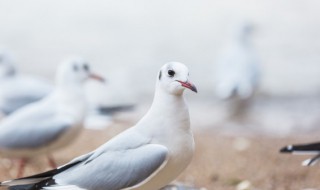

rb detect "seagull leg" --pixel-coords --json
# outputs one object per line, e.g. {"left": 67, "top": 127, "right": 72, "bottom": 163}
{"left": 17, "top": 158, "right": 27, "bottom": 178}
{"left": 302, "top": 154, "right": 320, "bottom": 166}
{"left": 47, "top": 154, "right": 57, "bottom": 168}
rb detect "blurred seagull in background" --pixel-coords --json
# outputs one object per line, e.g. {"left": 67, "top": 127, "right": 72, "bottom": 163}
{"left": 84, "top": 104, "right": 135, "bottom": 130}
{"left": 0, "top": 57, "right": 104, "bottom": 177}
{"left": 280, "top": 141, "right": 320, "bottom": 166}
{"left": 0, "top": 62, "right": 197, "bottom": 190}
{"left": 214, "top": 21, "right": 260, "bottom": 119}
{"left": 0, "top": 48, "right": 132, "bottom": 129}
{"left": 0, "top": 49, "right": 52, "bottom": 115}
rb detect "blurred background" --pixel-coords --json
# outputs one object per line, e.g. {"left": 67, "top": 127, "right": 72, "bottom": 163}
{"left": 0, "top": 0, "right": 320, "bottom": 189}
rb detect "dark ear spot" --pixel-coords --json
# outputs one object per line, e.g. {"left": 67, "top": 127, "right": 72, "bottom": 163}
{"left": 159, "top": 71, "right": 162, "bottom": 80}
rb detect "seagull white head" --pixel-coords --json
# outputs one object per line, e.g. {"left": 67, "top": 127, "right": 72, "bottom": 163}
{"left": 0, "top": 49, "right": 15, "bottom": 78}
{"left": 234, "top": 21, "right": 254, "bottom": 43}
{"left": 157, "top": 62, "right": 197, "bottom": 95}
{"left": 56, "top": 57, "right": 105, "bottom": 87}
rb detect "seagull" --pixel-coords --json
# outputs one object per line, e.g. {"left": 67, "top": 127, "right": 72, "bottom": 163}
{"left": 0, "top": 62, "right": 197, "bottom": 190}
{"left": 0, "top": 49, "right": 53, "bottom": 115}
{"left": 280, "top": 141, "right": 320, "bottom": 166}
{"left": 214, "top": 22, "right": 260, "bottom": 119}
{"left": 0, "top": 57, "right": 104, "bottom": 177}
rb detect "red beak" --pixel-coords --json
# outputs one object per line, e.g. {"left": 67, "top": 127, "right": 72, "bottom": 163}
{"left": 176, "top": 80, "right": 198, "bottom": 93}
{"left": 89, "top": 73, "right": 106, "bottom": 83}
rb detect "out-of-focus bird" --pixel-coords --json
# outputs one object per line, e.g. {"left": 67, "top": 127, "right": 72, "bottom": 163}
{"left": 0, "top": 57, "right": 105, "bottom": 177}
{"left": 0, "top": 62, "right": 197, "bottom": 190}
{"left": 280, "top": 141, "right": 320, "bottom": 166}
{"left": 214, "top": 22, "right": 260, "bottom": 119}
{"left": 84, "top": 76, "right": 136, "bottom": 129}
{"left": 84, "top": 104, "right": 135, "bottom": 130}
{"left": 0, "top": 49, "right": 52, "bottom": 115}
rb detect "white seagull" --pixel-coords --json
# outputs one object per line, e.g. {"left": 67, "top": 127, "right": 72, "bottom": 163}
{"left": 0, "top": 49, "right": 52, "bottom": 115}
{"left": 0, "top": 62, "right": 197, "bottom": 190}
{"left": 280, "top": 141, "right": 320, "bottom": 166}
{"left": 214, "top": 22, "right": 260, "bottom": 118}
{"left": 215, "top": 22, "right": 260, "bottom": 100}
{"left": 0, "top": 57, "right": 104, "bottom": 177}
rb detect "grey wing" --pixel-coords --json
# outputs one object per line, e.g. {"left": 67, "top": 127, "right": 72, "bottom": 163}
{"left": 0, "top": 103, "right": 71, "bottom": 149}
{"left": 0, "top": 77, "right": 52, "bottom": 114}
{"left": 0, "top": 96, "right": 44, "bottom": 114}
{"left": 54, "top": 144, "right": 168, "bottom": 190}
{"left": 96, "top": 105, "right": 135, "bottom": 115}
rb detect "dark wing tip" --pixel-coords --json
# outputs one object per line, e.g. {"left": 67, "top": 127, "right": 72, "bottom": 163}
{"left": 280, "top": 145, "right": 293, "bottom": 153}
{"left": 98, "top": 105, "right": 135, "bottom": 115}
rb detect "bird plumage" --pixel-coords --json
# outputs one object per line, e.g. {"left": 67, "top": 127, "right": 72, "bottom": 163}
{"left": 280, "top": 141, "right": 320, "bottom": 166}
{"left": 0, "top": 62, "right": 197, "bottom": 190}
{"left": 0, "top": 57, "right": 104, "bottom": 177}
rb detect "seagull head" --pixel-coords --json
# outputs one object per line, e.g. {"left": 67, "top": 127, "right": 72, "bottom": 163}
{"left": 0, "top": 49, "right": 15, "bottom": 78}
{"left": 157, "top": 62, "right": 197, "bottom": 95}
{"left": 234, "top": 21, "right": 254, "bottom": 42}
{"left": 56, "top": 57, "right": 105, "bottom": 86}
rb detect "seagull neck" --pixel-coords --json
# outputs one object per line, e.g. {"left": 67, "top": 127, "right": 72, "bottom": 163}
{"left": 138, "top": 88, "right": 190, "bottom": 131}
{"left": 55, "top": 84, "right": 85, "bottom": 104}
{"left": 152, "top": 88, "right": 185, "bottom": 108}
{"left": 235, "top": 33, "right": 250, "bottom": 46}
{"left": 54, "top": 85, "right": 86, "bottom": 121}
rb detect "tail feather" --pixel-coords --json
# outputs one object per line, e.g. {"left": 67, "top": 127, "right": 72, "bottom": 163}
{"left": 1, "top": 160, "right": 82, "bottom": 189}
{"left": 7, "top": 184, "right": 33, "bottom": 190}
{"left": 1, "top": 178, "right": 48, "bottom": 187}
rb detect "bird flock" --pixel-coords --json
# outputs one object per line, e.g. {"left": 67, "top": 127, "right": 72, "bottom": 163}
{"left": 0, "top": 21, "right": 317, "bottom": 190}
{"left": 0, "top": 56, "right": 198, "bottom": 190}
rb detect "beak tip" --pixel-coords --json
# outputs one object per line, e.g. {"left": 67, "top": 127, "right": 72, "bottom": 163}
{"left": 192, "top": 87, "right": 198, "bottom": 93}
{"left": 89, "top": 73, "right": 105, "bottom": 83}
{"left": 176, "top": 80, "right": 198, "bottom": 93}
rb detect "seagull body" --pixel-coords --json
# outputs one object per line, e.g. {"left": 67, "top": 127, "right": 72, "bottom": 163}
{"left": 1, "top": 62, "right": 197, "bottom": 190}
{"left": 0, "top": 57, "right": 104, "bottom": 177}
{"left": 280, "top": 141, "right": 320, "bottom": 166}
{"left": 0, "top": 49, "right": 52, "bottom": 115}
{"left": 214, "top": 22, "right": 260, "bottom": 119}
{"left": 0, "top": 84, "right": 85, "bottom": 158}
{"left": 215, "top": 22, "right": 260, "bottom": 100}
{"left": 84, "top": 104, "right": 135, "bottom": 130}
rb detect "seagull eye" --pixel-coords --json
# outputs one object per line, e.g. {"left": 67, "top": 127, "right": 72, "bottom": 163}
{"left": 168, "top": 70, "right": 175, "bottom": 77}
{"left": 83, "top": 64, "right": 89, "bottom": 71}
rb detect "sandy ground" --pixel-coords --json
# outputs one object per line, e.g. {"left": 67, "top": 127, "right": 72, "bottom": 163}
{"left": 0, "top": 98, "right": 320, "bottom": 190}
{"left": 0, "top": 1, "right": 319, "bottom": 189}
{"left": 0, "top": 118, "right": 319, "bottom": 190}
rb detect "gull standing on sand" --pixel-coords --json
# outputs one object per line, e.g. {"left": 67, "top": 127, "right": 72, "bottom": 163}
{"left": 0, "top": 49, "right": 52, "bottom": 115}
{"left": 280, "top": 141, "right": 320, "bottom": 166}
{"left": 214, "top": 22, "right": 260, "bottom": 119}
{"left": 0, "top": 57, "right": 104, "bottom": 177}
{"left": 0, "top": 62, "right": 197, "bottom": 190}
